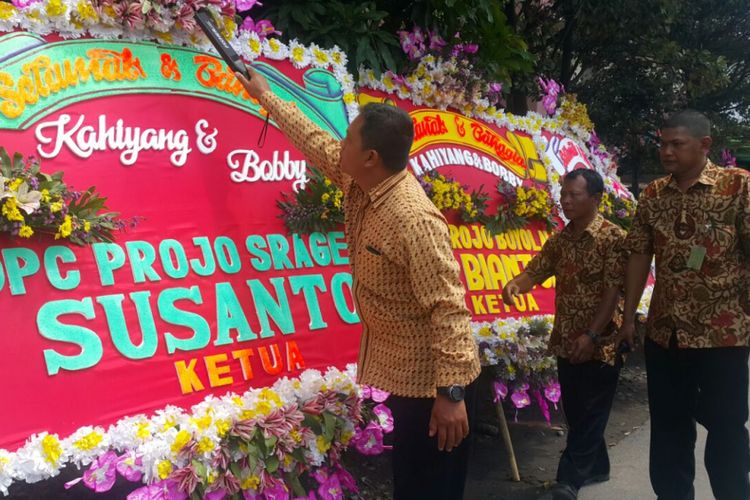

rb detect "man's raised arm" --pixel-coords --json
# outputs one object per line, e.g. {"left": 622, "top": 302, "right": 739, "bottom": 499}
{"left": 236, "top": 68, "right": 348, "bottom": 188}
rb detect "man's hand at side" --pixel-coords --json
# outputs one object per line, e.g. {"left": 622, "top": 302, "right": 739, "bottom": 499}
{"left": 570, "top": 334, "right": 595, "bottom": 364}
{"left": 235, "top": 66, "right": 271, "bottom": 101}
{"left": 429, "top": 395, "right": 469, "bottom": 452}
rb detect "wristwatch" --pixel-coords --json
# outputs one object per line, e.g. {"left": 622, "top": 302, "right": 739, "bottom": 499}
{"left": 437, "top": 385, "right": 466, "bottom": 402}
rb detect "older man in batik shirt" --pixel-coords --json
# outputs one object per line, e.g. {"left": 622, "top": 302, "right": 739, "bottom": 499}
{"left": 504, "top": 169, "right": 627, "bottom": 500}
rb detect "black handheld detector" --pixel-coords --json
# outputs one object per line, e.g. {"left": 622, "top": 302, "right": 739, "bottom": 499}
{"left": 195, "top": 8, "right": 250, "bottom": 79}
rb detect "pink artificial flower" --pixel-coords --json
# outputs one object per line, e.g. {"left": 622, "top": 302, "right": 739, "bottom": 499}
{"left": 533, "top": 390, "right": 551, "bottom": 424}
{"left": 489, "top": 82, "right": 503, "bottom": 93}
{"left": 428, "top": 30, "right": 447, "bottom": 51}
{"left": 127, "top": 479, "right": 188, "bottom": 500}
{"left": 721, "top": 149, "right": 737, "bottom": 167}
{"left": 240, "top": 17, "right": 281, "bottom": 39}
{"left": 373, "top": 404, "right": 394, "bottom": 433}
{"left": 463, "top": 44, "right": 479, "bottom": 54}
{"left": 369, "top": 387, "right": 389, "bottom": 403}
{"left": 510, "top": 390, "right": 531, "bottom": 409}
{"left": 116, "top": 452, "right": 144, "bottom": 482}
{"left": 334, "top": 467, "right": 358, "bottom": 493}
{"left": 492, "top": 381, "right": 508, "bottom": 402}
{"left": 317, "top": 474, "right": 343, "bottom": 500}
{"left": 235, "top": 0, "right": 261, "bottom": 12}
{"left": 398, "top": 29, "right": 425, "bottom": 60}
{"left": 65, "top": 451, "right": 118, "bottom": 493}
{"left": 544, "top": 382, "right": 561, "bottom": 409}
{"left": 538, "top": 77, "right": 563, "bottom": 116}
{"left": 114, "top": 1, "right": 145, "bottom": 30}
{"left": 352, "top": 422, "right": 384, "bottom": 456}
{"left": 262, "top": 479, "right": 290, "bottom": 500}
{"left": 172, "top": 465, "right": 199, "bottom": 495}
{"left": 10, "top": 0, "right": 41, "bottom": 8}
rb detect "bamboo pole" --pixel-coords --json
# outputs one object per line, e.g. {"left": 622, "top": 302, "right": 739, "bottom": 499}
{"left": 494, "top": 399, "right": 521, "bottom": 482}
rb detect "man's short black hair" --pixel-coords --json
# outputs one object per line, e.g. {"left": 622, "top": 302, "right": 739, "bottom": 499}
{"left": 564, "top": 168, "right": 604, "bottom": 197}
{"left": 662, "top": 110, "right": 711, "bottom": 138}
{"left": 359, "top": 103, "right": 414, "bottom": 173}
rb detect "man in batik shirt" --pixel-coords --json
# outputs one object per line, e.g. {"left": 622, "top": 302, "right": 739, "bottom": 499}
{"left": 620, "top": 110, "right": 750, "bottom": 500}
{"left": 503, "top": 169, "right": 626, "bottom": 500}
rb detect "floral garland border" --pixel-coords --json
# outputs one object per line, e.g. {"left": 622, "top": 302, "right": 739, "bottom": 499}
{"left": 0, "top": 366, "right": 367, "bottom": 495}
{"left": 0, "top": 0, "right": 360, "bottom": 123}
{"left": 358, "top": 67, "right": 634, "bottom": 217}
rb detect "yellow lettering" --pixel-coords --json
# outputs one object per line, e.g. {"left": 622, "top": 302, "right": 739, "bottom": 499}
{"left": 460, "top": 254, "right": 484, "bottom": 290}
{"left": 232, "top": 349, "right": 255, "bottom": 380}
{"left": 174, "top": 359, "right": 205, "bottom": 394}
{"left": 205, "top": 353, "right": 233, "bottom": 388}
{"left": 470, "top": 295, "right": 487, "bottom": 315}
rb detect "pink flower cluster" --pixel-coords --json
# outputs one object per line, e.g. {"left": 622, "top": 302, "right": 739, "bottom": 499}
{"left": 397, "top": 26, "right": 447, "bottom": 60}
{"left": 538, "top": 77, "right": 563, "bottom": 116}
{"left": 89, "top": 0, "right": 236, "bottom": 32}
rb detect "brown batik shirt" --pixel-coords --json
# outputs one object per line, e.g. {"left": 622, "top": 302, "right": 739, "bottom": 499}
{"left": 625, "top": 161, "right": 750, "bottom": 348}
{"left": 524, "top": 214, "right": 627, "bottom": 364}
{"left": 259, "top": 92, "right": 480, "bottom": 397}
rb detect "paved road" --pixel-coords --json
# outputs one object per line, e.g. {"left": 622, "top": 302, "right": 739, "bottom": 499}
{"left": 578, "top": 421, "right": 713, "bottom": 499}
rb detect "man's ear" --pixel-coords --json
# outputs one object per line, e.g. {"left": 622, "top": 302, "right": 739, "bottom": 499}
{"left": 700, "top": 136, "right": 713, "bottom": 154}
{"left": 364, "top": 149, "right": 379, "bottom": 169}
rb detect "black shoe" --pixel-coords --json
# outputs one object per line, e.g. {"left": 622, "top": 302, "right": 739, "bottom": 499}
{"left": 537, "top": 483, "right": 579, "bottom": 500}
{"left": 581, "top": 473, "right": 609, "bottom": 487}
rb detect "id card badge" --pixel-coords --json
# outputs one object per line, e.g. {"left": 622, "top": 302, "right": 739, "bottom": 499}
{"left": 686, "top": 245, "right": 707, "bottom": 270}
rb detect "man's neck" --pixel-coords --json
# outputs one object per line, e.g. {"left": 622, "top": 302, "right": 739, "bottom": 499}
{"left": 357, "top": 169, "right": 398, "bottom": 193}
{"left": 568, "top": 211, "right": 597, "bottom": 236}
{"left": 672, "top": 158, "right": 707, "bottom": 192}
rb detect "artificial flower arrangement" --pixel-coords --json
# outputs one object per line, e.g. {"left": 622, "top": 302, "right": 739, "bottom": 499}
{"left": 277, "top": 169, "right": 344, "bottom": 234}
{"left": 473, "top": 316, "right": 560, "bottom": 423}
{"left": 418, "top": 171, "right": 484, "bottom": 222}
{"left": 598, "top": 191, "right": 636, "bottom": 231}
{"left": 0, "top": 366, "right": 394, "bottom": 498}
{"left": 0, "top": 149, "right": 131, "bottom": 245}
{"left": 482, "top": 182, "right": 557, "bottom": 235}
{"left": 362, "top": 26, "right": 504, "bottom": 114}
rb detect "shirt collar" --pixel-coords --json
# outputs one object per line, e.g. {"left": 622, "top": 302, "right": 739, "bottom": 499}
{"left": 368, "top": 169, "right": 408, "bottom": 209}
{"left": 665, "top": 160, "right": 719, "bottom": 191}
{"left": 561, "top": 213, "right": 605, "bottom": 240}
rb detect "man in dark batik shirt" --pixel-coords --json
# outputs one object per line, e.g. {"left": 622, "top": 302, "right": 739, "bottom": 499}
{"left": 504, "top": 169, "right": 627, "bottom": 500}
{"left": 621, "top": 110, "right": 750, "bottom": 500}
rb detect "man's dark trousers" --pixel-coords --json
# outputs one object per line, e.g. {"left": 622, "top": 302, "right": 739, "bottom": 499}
{"left": 556, "top": 357, "right": 620, "bottom": 490}
{"left": 388, "top": 381, "right": 477, "bottom": 500}
{"left": 645, "top": 336, "right": 750, "bottom": 500}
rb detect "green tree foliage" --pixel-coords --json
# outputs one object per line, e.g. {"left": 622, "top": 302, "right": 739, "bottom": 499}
{"left": 256, "top": 0, "right": 533, "bottom": 80}
{"left": 504, "top": 0, "right": 750, "bottom": 174}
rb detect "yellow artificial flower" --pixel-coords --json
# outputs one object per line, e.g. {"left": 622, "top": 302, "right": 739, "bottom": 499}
{"left": 316, "top": 435, "right": 331, "bottom": 453}
{"left": 291, "top": 46, "right": 305, "bottom": 63}
{"left": 50, "top": 200, "right": 63, "bottom": 213}
{"left": 8, "top": 178, "right": 23, "bottom": 191}
{"left": 321, "top": 192, "right": 330, "bottom": 203}
{"left": 171, "top": 430, "right": 192, "bottom": 453}
{"left": 41, "top": 435, "right": 62, "bottom": 465}
{"left": 46, "top": 0, "right": 67, "bottom": 17}
{"left": 0, "top": 2, "right": 17, "bottom": 19}
{"left": 197, "top": 437, "right": 215, "bottom": 454}
{"left": 83, "top": 220, "right": 91, "bottom": 232}
{"left": 2, "top": 198, "right": 24, "bottom": 222}
{"left": 241, "top": 475, "right": 261, "bottom": 490}
{"left": 73, "top": 431, "right": 103, "bottom": 451}
{"left": 157, "top": 460, "right": 173, "bottom": 480}
{"left": 55, "top": 215, "right": 73, "bottom": 239}
{"left": 18, "top": 225, "right": 33, "bottom": 238}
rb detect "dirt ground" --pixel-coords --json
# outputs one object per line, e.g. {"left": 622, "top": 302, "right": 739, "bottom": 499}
{"left": 6, "top": 353, "right": 650, "bottom": 500}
